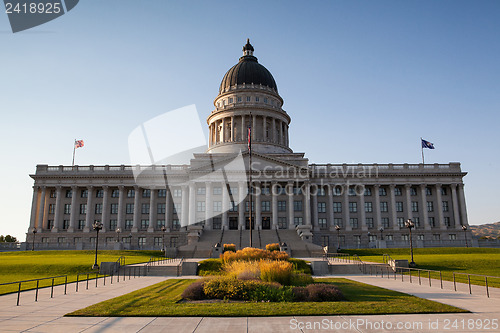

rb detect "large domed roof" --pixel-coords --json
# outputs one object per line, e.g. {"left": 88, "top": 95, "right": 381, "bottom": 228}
{"left": 219, "top": 39, "right": 278, "bottom": 93}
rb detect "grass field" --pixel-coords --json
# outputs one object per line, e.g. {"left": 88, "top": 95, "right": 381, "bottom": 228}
{"left": 67, "top": 278, "right": 467, "bottom": 317}
{"left": 0, "top": 250, "right": 163, "bottom": 294}
{"left": 339, "top": 247, "right": 500, "bottom": 287}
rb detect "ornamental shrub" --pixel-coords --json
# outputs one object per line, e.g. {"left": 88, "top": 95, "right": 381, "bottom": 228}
{"left": 305, "top": 284, "right": 344, "bottom": 302}
{"left": 221, "top": 247, "right": 288, "bottom": 264}
{"left": 291, "top": 286, "right": 309, "bottom": 302}
{"left": 288, "top": 258, "right": 312, "bottom": 275}
{"left": 290, "top": 273, "right": 314, "bottom": 286}
{"left": 181, "top": 280, "right": 205, "bottom": 300}
{"left": 224, "top": 260, "right": 260, "bottom": 280}
{"left": 203, "top": 277, "right": 261, "bottom": 300}
{"left": 198, "top": 258, "right": 223, "bottom": 276}
{"left": 265, "top": 243, "right": 280, "bottom": 252}
{"left": 259, "top": 260, "right": 293, "bottom": 285}
{"left": 223, "top": 244, "right": 236, "bottom": 252}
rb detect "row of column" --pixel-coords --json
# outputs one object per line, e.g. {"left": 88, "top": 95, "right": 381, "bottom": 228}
{"left": 209, "top": 114, "right": 288, "bottom": 147}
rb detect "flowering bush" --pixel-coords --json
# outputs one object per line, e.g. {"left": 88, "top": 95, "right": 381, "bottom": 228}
{"left": 221, "top": 247, "right": 288, "bottom": 264}
{"left": 224, "top": 260, "right": 261, "bottom": 280}
{"left": 265, "top": 243, "right": 280, "bottom": 252}
{"left": 223, "top": 244, "right": 236, "bottom": 252}
{"left": 259, "top": 260, "right": 293, "bottom": 285}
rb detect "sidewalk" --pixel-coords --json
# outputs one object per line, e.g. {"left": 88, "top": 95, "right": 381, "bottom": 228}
{"left": 0, "top": 273, "right": 499, "bottom": 332}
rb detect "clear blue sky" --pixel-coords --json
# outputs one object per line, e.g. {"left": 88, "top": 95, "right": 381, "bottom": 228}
{"left": 1, "top": 0, "right": 499, "bottom": 241}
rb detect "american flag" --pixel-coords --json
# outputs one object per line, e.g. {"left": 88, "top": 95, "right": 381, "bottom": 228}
{"left": 75, "top": 140, "right": 84, "bottom": 148}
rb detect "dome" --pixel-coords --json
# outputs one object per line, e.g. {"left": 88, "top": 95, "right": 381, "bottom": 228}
{"left": 219, "top": 39, "right": 278, "bottom": 93}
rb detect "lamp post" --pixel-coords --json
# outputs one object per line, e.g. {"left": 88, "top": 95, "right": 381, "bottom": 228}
{"left": 32, "top": 227, "right": 37, "bottom": 251}
{"left": 379, "top": 227, "right": 384, "bottom": 240}
{"left": 161, "top": 226, "right": 166, "bottom": 256}
{"left": 335, "top": 225, "right": 341, "bottom": 251}
{"left": 92, "top": 221, "right": 103, "bottom": 270}
{"left": 405, "top": 219, "right": 416, "bottom": 267}
{"left": 367, "top": 231, "right": 371, "bottom": 248}
{"left": 462, "top": 225, "right": 469, "bottom": 248}
{"left": 116, "top": 228, "right": 121, "bottom": 243}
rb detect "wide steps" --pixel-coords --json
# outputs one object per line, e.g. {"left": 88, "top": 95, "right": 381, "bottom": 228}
{"left": 145, "top": 266, "right": 180, "bottom": 276}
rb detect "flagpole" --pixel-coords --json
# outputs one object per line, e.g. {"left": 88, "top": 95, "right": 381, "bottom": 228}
{"left": 420, "top": 137, "right": 425, "bottom": 164}
{"left": 248, "top": 122, "right": 253, "bottom": 248}
{"left": 72, "top": 139, "right": 76, "bottom": 167}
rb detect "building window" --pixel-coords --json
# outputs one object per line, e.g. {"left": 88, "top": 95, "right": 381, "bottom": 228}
{"left": 157, "top": 219, "right": 165, "bottom": 228}
{"left": 125, "top": 220, "right": 133, "bottom": 230}
{"left": 229, "top": 202, "right": 238, "bottom": 212}
{"left": 58, "top": 237, "right": 66, "bottom": 244}
{"left": 245, "top": 201, "right": 254, "bottom": 212}
{"left": 172, "top": 219, "right": 180, "bottom": 230}
{"left": 433, "top": 234, "right": 441, "bottom": 241}
{"left": 154, "top": 237, "right": 162, "bottom": 247}
{"left": 47, "top": 220, "right": 54, "bottom": 229}
{"left": 197, "top": 201, "right": 205, "bottom": 212}
{"left": 263, "top": 97, "right": 268, "bottom": 103}
{"left": 126, "top": 203, "right": 134, "bottom": 214}
{"left": 413, "top": 217, "right": 420, "bottom": 228}
{"left": 294, "top": 217, "right": 303, "bottom": 226}
{"left": 427, "top": 201, "right": 434, "bottom": 212}
{"left": 317, "top": 188, "right": 325, "bottom": 196}
{"left": 237, "top": 96, "right": 242, "bottom": 102}
{"left": 111, "top": 189, "right": 119, "bottom": 198}
{"left": 262, "top": 201, "right": 270, "bottom": 212}
{"left": 141, "top": 203, "right": 150, "bottom": 214}
{"left": 110, "top": 203, "right": 118, "bottom": 214}
{"left": 442, "top": 201, "right": 449, "bottom": 212}
{"left": 78, "top": 220, "right": 85, "bottom": 230}
{"left": 64, "top": 204, "right": 71, "bottom": 214}
{"left": 394, "top": 187, "right": 402, "bottom": 196}
{"left": 80, "top": 204, "right": 87, "bottom": 214}
{"left": 260, "top": 187, "right": 268, "bottom": 195}
{"left": 138, "top": 237, "right": 146, "bottom": 247}
{"left": 449, "top": 234, "right": 456, "bottom": 240}
{"left": 106, "top": 237, "right": 114, "bottom": 244}
{"left": 197, "top": 187, "right": 206, "bottom": 195}
{"left": 380, "top": 202, "right": 388, "bottom": 212}
{"left": 386, "top": 235, "right": 393, "bottom": 241}
{"left": 122, "top": 236, "right": 131, "bottom": 244}
{"left": 381, "top": 217, "right": 389, "bottom": 228}
{"left": 74, "top": 237, "right": 82, "bottom": 244}
{"left": 96, "top": 189, "right": 104, "bottom": 198}
{"left": 109, "top": 219, "right": 117, "bottom": 231}
{"left": 278, "top": 217, "right": 287, "bottom": 229}
{"left": 95, "top": 203, "right": 102, "bottom": 214}
{"left": 318, "top": 218, "right": 327, "bottom": 229}
{"left": 364, "top": 187, "right": 372, "bottom": 196}
{"left": 334, "top": 218, "right": 343, "bottom": 227}
{"left": 364, "top": 202, "right": 372, "bottom": 213}
{"left": 278, "top": 201, "right": 286, "bottom": 212}
{"left": 213, "top": 201, "right": 222, "bottom": 212}
{"left": 141, "top": 219, "right": 149, "bottom": 229}
{"left": 293, "top": 187, "right": 302, "bottom": 195}
{"left": 157, "top": 203, "right": 166, "bottom": 214}
{"left": 48, "top": 204, "right": 55, "bottom": 214}
{"left": 173, "top": 203, "right": 180, "bottom": 214}
{"left": 229, "top": 97, "right": 233, "bottom": 103}
{"left": 369, "top": 234, "right": 377, "bottom": 242}
{"left": 212, "top": 217, "right": 221, "bottom": 230}
{"left": 158, "top": 189, "right": 166, "bottom": 198}
{"left": 127, "top": 189, "right": 135, "bottom": 198}
{"left": 417, "top": 234, "right": 425, "bottom": 241}
{"left": 350, "top": 218, "right": 358, "bottom": 228}
{"left": 348, "top": 188, "right": 356, "bottom": 196}
{"left": 318, "top": 202, "right": 326, "bottom": 213}
{"left": 411, "top": 201, "right": 418, "bottom": 212}
{"left": 441, "top": 187, "right": 448, "bottom": 195}
{"left": 63, "top": 220, "right": 69, "bottom": 229}
{"left": 246, "top": 96, "right": 251, "bottom": 102}
{"left": 50, "top": 190, "right": 56, "bottom": 198}
{"left": 410, "top": 187, "right": 417, "bottom": 196}
{"left": 379, "top": 187, "right": 387, "bottom": 196}
{"left": 426, "top": 187, "right": 432, "bottom": 196}
{"left": 81, "top": 190, "right": 88, "bottom": 198}
{"left": 142, "top": 189, "right": 151, "bottom": 198}
{"left": 173, "top": 189, "right": 182, "bottom": 197}
{"left": 169, "top": 237, "right": 178, "bottom": 247}
{"left": 65, "top": 190, "right": 72, "bottom": 198}
{"left": 429, "top": 217, "right": 435, "bottom": 227}
{"left": 366, "top": 218, "right": 374, "bottom": 228}
{"left": 396, "top": 202, "right": 403, "bottom": 212}
{"left": 444, "top": 217, "right": 450, "bottom": 226}
{"left": 349, "top": 202, "right": 357, "bottom": 213}
{"left": 397, "top": 217, "right": 405, "bottom": 228}
{"left": 213, "top": 187, "right": 222, "bottom": 195}
{"left": 255, "top": 97, "right": 260, "bottom": 102}
{"left": 332, "top": 187, "right": 342, "bottom": 196}
{"left": 293, "top": 200, "right": 302, "bottom": 212}
{"left": 402, "top": 234, "right": 409, "bottom": 241}
{"left": 333, "top": 202, "right": 342, "bottom": 213}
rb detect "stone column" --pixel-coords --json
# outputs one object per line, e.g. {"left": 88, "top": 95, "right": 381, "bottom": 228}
{"left": 188, "top": 183, "right": 196, "bottom": 227}
{"left": 252, "top": 115, "right": 257, "bottom": 141}
{"left": 222, "top": 182, "right": 229, "bottom": 230}
{"left": 241, "top": 115, "right": 246, "bottom": 142}
{"left": 359, "top": 187, "right": 367, "bottom": 231}
{"left": 29, "top": 186, "right": 38, "bottom": 230}
{"left": 132, "top": 185, "right": 140, "bottom": 232}
{"left": 255, "top": 182, "right": 261, "bottom": 229}
{"left": 272, "top": 118, "right": 276, "bottom": 143}
{"left": 148, "top": 188, "right": 156, "bottom": 232}
{"left": 115, "top": 186, "right": 123, "bottom": 231}
{"left": 231, "top": 116, "right": 235, "bottom": 142}
{"left": 304, "top": 182, "right": 311, "bottom": 226}
{"left": 263, "top": 116, "right": 267, "bottom": 142}
{"left": 327, "top": 184, "right": 335, "bottom": 231}
{"left": 165, "top": 187, "right": 172, "bottom": 232}
{"left": 435, "top": 184, "right": 446, "bottom": 230}
{"left": 287, "top": 182, "right": 294, "bottom": 229}
{"left": 68, "top": 185, "right": 78, "bottom": 232}
{"left": 52, "top": 186, "right": 62, "bottom": 232}
{"left": 84, "top": 186, "right": 94, "bottom": 232}
{"left": 451, "top": 183, "right": 460, "bottom": 229}
{"left": 389, "top": 184, "right": 398, "bottom": 231}
{"left": 458, "top": 184, "right": 469, "bottom": 229}
{"left": 181, "top": 185, "right": 189, "bottom": 228}
{"left": 271, "top": 182, "right": 278, "bottom": 229}
{"left": 238, "top": 182, "right": 246, "bottom": 230}
{"left": 311, "top": 184, "right": 318, "bottom": 230}
{"left": 38, "top": 186, "right": 48, "bottom": 229}
{"left": 405, "top": 184, "right": 413, "bottom": 222}
{"left": 373, "top": 185, "right": 381, "bottom": 230}
{"left": 420, "top": 184, "right": 430, "bottom": 230}
{"left": 205, "top": 182, "right": 213, "bottom": 230}
{"left": 343, "top": 185, "right": 351, "bottom": 231}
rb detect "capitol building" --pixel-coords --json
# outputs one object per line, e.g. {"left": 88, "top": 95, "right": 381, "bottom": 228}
{"left": 26, "top": 40, "right": 470, "bottom": 255}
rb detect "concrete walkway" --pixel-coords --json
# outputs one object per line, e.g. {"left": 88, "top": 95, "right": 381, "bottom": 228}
{"left": 1, "top": 272, "right": 499, "bottom": 332}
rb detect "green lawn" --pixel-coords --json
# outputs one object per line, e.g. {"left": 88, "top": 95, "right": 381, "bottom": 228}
{"left": 67, "top": 278, "right": 467, "bottom": 317}
{"left": 0, "top": 250, "right": 163, "bottom": 294}
{"left": 339, "top": 248, "right": 500, "bottom": 288}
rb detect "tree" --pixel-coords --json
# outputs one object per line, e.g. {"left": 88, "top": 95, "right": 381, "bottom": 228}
{"left": 0, "top": 235, "right": 17, "bottom": 242}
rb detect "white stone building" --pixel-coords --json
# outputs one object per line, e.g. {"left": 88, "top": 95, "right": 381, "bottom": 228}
{"left": 26, "top": 40, "right": 470, "bottom": 253}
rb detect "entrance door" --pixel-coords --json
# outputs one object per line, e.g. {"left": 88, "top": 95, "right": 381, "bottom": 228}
{"left": 229, "top": 217, "right": 238, "bottom": 230}
{"left": 245, "top": 216, "right": 255, "bottom": 230}
{"left": 261, "top": 217, "right": 271, "bottom": 230}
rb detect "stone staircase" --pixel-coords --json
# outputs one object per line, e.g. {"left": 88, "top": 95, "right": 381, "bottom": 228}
{"left": 276, "top": 230, "right": 324, "bottom": 257}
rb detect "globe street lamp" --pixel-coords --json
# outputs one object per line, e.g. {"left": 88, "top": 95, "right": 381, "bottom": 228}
{"left": 335, "top": 225, "right": 341, "bottom": 251}
{"left": 116, "top": 228, "right": 121, "bottom": 243}
{"left": 379, "top": 227, "right": 384, "bottom": 240}
{"left": 367, "top": 231, "right": 371, "bottom": 248}
{"left": 405, "top": 219, "right": 416, "bottom": 267}
{"left": 462, "top": 225, "right": 469, "bottom": 248}
{"left": 92, "top": 221, "right": 103, "bottom": 270}
{"left": 161, "top": 226, "right": 167, "bottom": 256}
{"left": 32, "top": 227, "right": 37, "bottom": 251}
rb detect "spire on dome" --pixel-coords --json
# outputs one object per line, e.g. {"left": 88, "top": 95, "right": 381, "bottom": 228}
{"left": 243, "top": 38, "right": 254, "bottom": 56}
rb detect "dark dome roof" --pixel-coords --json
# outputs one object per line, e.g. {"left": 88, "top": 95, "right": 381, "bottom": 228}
{"left": 219, "top": 40, "right": 278, "bottom": 93}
